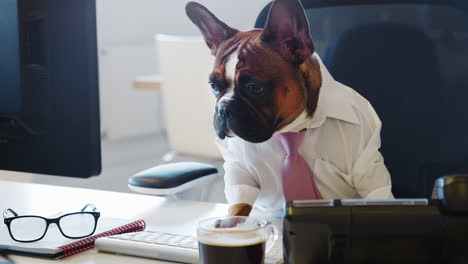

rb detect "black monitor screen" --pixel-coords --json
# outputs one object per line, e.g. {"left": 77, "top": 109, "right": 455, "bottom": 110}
{"left": 0, "top": 0, "right": 101, "bottom": 178}
{"left": 0, "top": 0, "right": 21, "bottom": 114}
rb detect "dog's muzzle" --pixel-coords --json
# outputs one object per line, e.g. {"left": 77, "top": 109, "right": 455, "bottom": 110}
{"left": 214, "top": 99, "right": 274, "bottom": 143}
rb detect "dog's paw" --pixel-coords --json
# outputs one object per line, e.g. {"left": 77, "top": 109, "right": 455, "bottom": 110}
{"left": 228, "top": 203, "right": 252, "bottom": 217}
{"left": 214, "top": 217, "right": 246, "bottom": 228}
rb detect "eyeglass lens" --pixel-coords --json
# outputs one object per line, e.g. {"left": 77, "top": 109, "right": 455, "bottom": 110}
{"left": 59, "top": 213, "right": 96, "bottom": 237}
{"left": 9, "top": 217, "right": 47, "bottom": 241}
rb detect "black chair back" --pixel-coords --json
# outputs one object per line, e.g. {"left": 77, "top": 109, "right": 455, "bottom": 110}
{"left": 324, "top": 23, "right": 443, "bottom": 198}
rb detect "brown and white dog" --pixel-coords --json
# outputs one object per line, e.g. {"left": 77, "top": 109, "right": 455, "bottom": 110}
{"left": 186, "top": 0, "right": 326, "bottom": 216}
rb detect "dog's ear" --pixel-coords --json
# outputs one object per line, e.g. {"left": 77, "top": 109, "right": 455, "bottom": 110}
{"left": 186, "top": 2, "right": 238, "bottom": 56}
{"left": 260, "top": 0, "right": 313, "bottom": 65}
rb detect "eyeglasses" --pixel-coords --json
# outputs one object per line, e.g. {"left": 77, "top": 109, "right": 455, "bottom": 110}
{"left": 3, "top": 204, "right": 100, "bottom": 242}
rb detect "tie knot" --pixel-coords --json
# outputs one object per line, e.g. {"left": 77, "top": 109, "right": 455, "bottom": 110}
{"left": 276, "top": 130, "right": 306, "bottom": 156}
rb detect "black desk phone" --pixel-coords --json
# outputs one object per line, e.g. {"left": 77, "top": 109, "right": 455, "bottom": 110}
{"left": 283, "top": 175, "right": 468, "bottom": 264}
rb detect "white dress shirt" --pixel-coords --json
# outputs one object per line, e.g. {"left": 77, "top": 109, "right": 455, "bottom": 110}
{"left": 216, "top": 54, "right": 394, "bottom": 213}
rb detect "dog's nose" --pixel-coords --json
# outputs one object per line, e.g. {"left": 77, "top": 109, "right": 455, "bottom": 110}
{"left": 218, "top": 105, "right": 230, "bottom": 119}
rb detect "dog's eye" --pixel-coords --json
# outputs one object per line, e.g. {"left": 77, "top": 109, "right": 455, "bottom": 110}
{"left": 208, "top": 81, "right": 215, "bottom": 89}
{"left": 209, "top": 81, "right": 220, "bottom": 96}
{"left": 246, "top": 82, "right": 264, "bottom": 95}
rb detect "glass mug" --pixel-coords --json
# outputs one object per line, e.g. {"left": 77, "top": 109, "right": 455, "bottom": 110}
{"left": 197, "top": 216, "right": 279, "bottom": 264}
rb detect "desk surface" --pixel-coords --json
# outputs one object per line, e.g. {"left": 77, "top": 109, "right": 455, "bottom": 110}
{"left": 0, "top": 180, "right": 229, "bottom": 264}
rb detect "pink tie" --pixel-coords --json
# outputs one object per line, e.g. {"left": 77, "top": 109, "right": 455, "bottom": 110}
{"left": 276, "top": 130, "right": 322, "bottom": 201}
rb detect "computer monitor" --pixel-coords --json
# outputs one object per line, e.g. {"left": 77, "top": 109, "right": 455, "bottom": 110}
{"left": 0, "top": 0, "right": 101, "bottom": 178}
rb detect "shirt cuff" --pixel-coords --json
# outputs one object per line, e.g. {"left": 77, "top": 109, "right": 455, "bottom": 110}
{"left": 364, "top": 185, "right": 394, "bottom": 199}
{"left": 225, "top": 184, "right": 259, "bottom": 206}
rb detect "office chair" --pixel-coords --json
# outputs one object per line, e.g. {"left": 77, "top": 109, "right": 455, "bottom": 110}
{"left": 130, "top": 0, "right": 468, "bottom": 200}
{"left": 256, "top": 0, "right": 468, "bottom": 198}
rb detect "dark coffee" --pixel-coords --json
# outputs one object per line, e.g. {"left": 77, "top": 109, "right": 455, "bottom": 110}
{"left": 199, "top": 241, "right": 265, "bottom": 264}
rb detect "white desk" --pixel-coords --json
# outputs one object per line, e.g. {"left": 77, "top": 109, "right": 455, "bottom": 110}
{"left": 0, "top": 180, "right": 229, "bottom": 264}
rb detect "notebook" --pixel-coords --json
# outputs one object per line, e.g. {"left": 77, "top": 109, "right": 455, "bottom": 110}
{"left": 0, "top": 219, "right": 146, "bottom": 259}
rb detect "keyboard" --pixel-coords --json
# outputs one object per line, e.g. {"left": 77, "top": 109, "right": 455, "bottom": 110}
{"left": 95, "top": 230, "right": 284, "bottom": 264}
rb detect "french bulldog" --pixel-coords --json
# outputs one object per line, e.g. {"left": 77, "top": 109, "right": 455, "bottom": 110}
{"left": 186, "top": 0, "right": 323, "bottom": 216}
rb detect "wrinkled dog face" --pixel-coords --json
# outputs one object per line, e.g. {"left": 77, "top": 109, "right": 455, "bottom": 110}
{"left": 186, "top": 0, "right": 317, "bottom": 143}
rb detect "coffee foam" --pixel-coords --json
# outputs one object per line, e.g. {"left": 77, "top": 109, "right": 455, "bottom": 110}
{"left": 198, "top": 231, "right": 266, "bottom": 247}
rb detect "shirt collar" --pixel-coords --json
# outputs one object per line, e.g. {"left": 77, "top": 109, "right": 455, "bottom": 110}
{"left": 277, "top": 54, "right": 360, "bottom": 133}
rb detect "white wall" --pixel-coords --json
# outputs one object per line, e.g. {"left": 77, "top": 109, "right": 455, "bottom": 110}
{"left": 96, "top": 0, "right": 271, "bottom": 140}
{"left": 97, "top": 0, "right": 270, "bottom": 47}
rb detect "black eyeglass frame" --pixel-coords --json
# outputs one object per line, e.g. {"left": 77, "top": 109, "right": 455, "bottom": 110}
{"left": 3, "top": 204, "right": 100, "bottom": 243}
